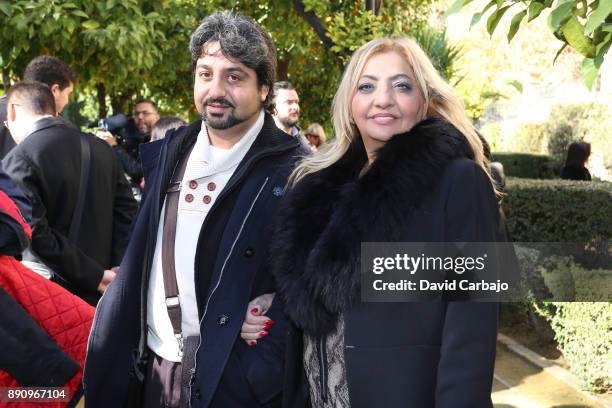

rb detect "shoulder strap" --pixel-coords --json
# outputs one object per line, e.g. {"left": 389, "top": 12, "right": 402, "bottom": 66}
{"left": 68, "top": 133, "right": 91, "bottom": 242}
{"left": 161, "top": 146, "right": 192, "bottom": 356}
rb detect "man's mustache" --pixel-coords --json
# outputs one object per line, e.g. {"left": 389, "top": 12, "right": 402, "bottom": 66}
{"left": 203, "top": 98, "right": 235, "bottom": 109}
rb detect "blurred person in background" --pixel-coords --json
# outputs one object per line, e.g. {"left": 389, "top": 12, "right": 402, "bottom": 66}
{"left": 101, "top": 99, "right": 160, "bottom": 189}
{"left": 561, "top": 140, "right": 591, "bottom": 181}
{"left": 150, "top": 116, "right": 187, "bottom": 142}
{"left": 303, "top": 123, "right": 327, "bottom": 151}
{"left": 272, "top": 81, "right": 300, "bottom": 137}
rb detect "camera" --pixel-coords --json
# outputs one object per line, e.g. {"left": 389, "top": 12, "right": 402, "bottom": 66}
{"left": 97, "top": 113, "right": 128, "bottom": 132}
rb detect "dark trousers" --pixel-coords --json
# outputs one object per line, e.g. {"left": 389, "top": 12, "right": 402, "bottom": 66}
{"left": 143, "top": 350, "right": 182, "bottom": 408}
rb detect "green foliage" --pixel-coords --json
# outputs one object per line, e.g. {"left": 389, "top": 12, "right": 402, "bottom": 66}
{"left": 502, "top": 177, "right": 612, "bottom": 243}
{"left": 545, "top": 102, "right": 612, "bottom": 168}
{"left": 411, "top": 26, "right": 461, "bottom": 81}
{"left": 493, "top": 153, "right": 558, "bottom": 179}
{"left": 446, "top": 0, "right": 612, "bottom": 89}
{"left": 0, "top": 0, "right": 460, "bottom": 129}
{"left": 0, "top": 0, "right": 200, "bottom": 117}
{"left": 511, "top": 122, "right": 548, "bottom": 154}
{"left": 547, "top": 301, "right": 612, "bottom": 392}
{"left": 510, "top": 249, "right": 612, "bottom": 391}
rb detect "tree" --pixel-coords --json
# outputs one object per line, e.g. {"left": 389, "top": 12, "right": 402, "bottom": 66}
{"left": 1, "top": 0, "right": 460, "bottom": 129}
{"left": 445, "top": 0, "right": 612, "bottom": 90}
{"left": 0, "top": 0, "right": 201, "bottom": 117}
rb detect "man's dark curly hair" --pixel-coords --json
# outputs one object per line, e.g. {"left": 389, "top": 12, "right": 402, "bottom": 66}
{"left": 189, "top": 11, "right": 277, "bottom": 113}
{"left": 23, "top": 55, "right": 78, "bottom": 90}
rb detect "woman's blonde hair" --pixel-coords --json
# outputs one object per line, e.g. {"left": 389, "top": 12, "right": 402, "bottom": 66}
{"left": 288, "top": 37, "right": 493, "bottom": 189}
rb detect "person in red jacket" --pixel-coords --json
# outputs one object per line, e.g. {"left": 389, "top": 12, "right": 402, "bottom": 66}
{"left": 0, "top": 188, "right": 94, "bottom": 407}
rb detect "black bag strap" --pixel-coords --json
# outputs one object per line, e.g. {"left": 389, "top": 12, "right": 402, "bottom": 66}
{"left": 68, "top": 133, "right": 91, "bottom": 242}
{"left": 162, "top": 147, "right": 192, "bottom": 356}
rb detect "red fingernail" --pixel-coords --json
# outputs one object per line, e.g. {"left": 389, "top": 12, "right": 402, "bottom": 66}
{"left": 263, "top": 325, "right": 271, "bottom": 330}
{"left": 259, "top": 331, "right": 268, "bottom": 338}
{"left": 266, "top": 320, "right": 275, "bottom": 325}
{"left": 249, "top": 340, "right": 257, "bottom": 346}
{"left": 251, "top": 307, "right": 259, "bottom": 314}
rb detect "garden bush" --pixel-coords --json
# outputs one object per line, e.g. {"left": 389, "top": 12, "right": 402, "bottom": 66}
{"left": 503, "top": 178, "right": 612, "bottom": 245}
{"left": 545, "top": 300, "right": 612, "bottom": 392}
{"left": 493, "top": 153, "right": 557, "bottom": 179}
{"left": 510, "top": 250, "right": 612, "bottom": 392}
{"left": 502, "top": 178, "right": 612, "bottom": 392}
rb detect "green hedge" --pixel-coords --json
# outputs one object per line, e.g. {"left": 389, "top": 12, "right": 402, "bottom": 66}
{"left": 493, "top": 153, "right": 557, "bottom": 179}
{"left": 503, "top": 178, "right": 612, "bottom": 392}
{"left": 534, "top": 255, "right": 612, "bottom": 392}
{"left": 503, "top": 178, "right": 612, "bottom": 243}
{"left": 545, "top": 301, "right": 612, "bottom": 392}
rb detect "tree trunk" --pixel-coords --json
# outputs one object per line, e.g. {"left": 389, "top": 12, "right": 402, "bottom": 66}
{"left": 365, "top": 0, "right": 383, "bottom": 16}
{"left": 96, "top": 83, "right": 107, "bottom": 119}
{"left": 111, "top": 91, "right": 134, "bottom": 116}
{"left": 292, "top": 0, "right": 347, "bottom": 67}
{"left": 278, "top": 58, "right": 290, "bottom": 80}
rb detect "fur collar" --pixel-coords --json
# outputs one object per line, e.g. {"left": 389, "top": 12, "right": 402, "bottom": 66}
{"left": 271, "top": 118, "right": 475, "bottom": 337}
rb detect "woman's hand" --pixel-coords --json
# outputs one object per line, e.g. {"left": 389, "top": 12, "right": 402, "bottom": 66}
{"left": 241, "top": 293, "right": 275, "bottom": 346}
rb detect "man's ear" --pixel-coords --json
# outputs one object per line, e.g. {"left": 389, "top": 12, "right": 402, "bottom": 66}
{"left": 49, "top": 83, "right": 61, "bottom": 97}
{"left": 8, "top": 101, "right": 18, "bottom": 122}
{"left": 260, "top": 84, "right": 269, "bottom": 103}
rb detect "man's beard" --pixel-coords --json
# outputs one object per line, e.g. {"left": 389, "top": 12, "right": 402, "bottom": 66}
{"left": 200, "top": 97, "right": 252, "bottom": 130}
{"left": 279, "top": 115, "right": 298, "bottom": 129}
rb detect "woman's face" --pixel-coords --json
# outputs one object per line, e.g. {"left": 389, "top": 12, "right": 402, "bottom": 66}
{"left": 350, "top": 51, "right": 425, "bottom": 160}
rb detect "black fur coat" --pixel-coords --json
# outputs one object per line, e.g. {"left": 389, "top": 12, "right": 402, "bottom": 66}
{"left": 271, "top": 118, "right": 482, "bottom": 337}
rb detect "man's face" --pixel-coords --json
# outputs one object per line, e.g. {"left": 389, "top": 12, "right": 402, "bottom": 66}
{"left": 133, "top": 102, "right": 160, "bottom": 134}
{"left": 273, "top": 88, "right": 300, "bottom": 129}
{"left": 50, "top": 82, "right": 73, "bottom": 114}
{"left": 193, "top": 41, "right": 268, "bottom": 131}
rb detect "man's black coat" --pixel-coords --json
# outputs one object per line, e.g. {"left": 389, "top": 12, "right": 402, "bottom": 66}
{"left": 84, "top": 113, "right": 304, "bottom": 408}
{"left": 2, "top": 117, "right": 137, "bottom": 304}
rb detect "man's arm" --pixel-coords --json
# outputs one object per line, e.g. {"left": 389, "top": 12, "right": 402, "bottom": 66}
{"left": 0, "top": 161, "right": 31, "bottom": 223}
{"left": 3, "top": 152, "right": 106, "bottom": 293}
{"left": 112, "top": 145, "right": 144, "bottom": 183}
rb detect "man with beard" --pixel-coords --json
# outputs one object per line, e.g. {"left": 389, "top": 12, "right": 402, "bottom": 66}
{"left": 101, "top": 99, "right": 160, "bottom": 190}
{"left": 84, "top": 11, "right": 305, "bottom": 408}
{"left": 272, "top": 81, "right": 301, "bottom": 137}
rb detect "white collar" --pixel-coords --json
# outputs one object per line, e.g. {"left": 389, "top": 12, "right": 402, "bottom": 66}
{"left": 183, "top": 109, "right": 264, "bottom": 181}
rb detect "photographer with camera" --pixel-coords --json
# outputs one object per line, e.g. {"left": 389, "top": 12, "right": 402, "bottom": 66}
{"left": 99, "top": 100, "right": 159, "bottom": 190}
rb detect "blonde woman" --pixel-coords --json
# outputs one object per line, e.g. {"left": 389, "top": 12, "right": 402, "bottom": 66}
{"left": 303, "top": 123, "right": 327, "bottom": 151}
{"left": 242, "top": 37, "right": 501, "bottom": 407}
